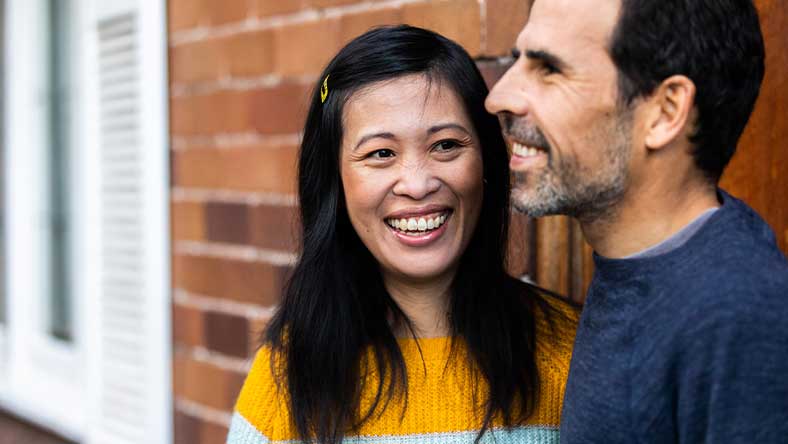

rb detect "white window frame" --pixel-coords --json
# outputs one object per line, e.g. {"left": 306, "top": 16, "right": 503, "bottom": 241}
{"left": 1, "top": 0, "right": 171, "bottom": 442}
{"left": 2, "top": 0, "right": 86, "bottom": 439}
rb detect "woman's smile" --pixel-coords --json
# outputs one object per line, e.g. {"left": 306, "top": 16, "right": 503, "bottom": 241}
{"left": 340, "top": 74, "right": 483, "bottom": 283}
{"left": 385, "top": 209, "right": 452, "bottom": 247}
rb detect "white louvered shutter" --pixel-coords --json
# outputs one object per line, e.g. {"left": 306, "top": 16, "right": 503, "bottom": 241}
{"left": 87, "top": 1, "right": 170, "bottom": 443}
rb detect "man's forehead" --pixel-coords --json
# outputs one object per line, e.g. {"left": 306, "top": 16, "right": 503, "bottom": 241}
{"left": 520, "top": 0, "right": 621, "bottom": 51}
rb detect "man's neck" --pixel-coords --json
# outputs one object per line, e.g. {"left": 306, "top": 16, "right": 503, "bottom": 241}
{"left": 581, "top": 182, "right": 720, "bottom": 259}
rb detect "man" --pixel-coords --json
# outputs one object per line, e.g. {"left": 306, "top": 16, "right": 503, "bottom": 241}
{"left": 486, "top": 0, "right": 788, "bottom": 442}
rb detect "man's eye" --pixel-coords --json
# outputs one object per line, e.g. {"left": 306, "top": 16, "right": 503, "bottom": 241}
{"left": 541, "top": 62, "right": 560, "bottom": 75}
{"left": 369, "top": 149, "right": 395, "bottom": 159}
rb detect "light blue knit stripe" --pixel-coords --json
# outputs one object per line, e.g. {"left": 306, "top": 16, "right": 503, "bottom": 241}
{"left": 226, "top": 411, "right": 559, "bottom": 444}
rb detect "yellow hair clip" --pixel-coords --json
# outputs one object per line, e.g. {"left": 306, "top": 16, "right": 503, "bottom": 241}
{"left": 320, "top": 74, "right": 330, "bottom": 104}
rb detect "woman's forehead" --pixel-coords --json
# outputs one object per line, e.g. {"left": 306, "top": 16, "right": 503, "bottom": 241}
{"left": 342, "top": 75, "right": 471, "bottom": 139}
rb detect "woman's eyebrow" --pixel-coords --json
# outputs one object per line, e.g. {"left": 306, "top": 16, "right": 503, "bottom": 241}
{"left": 354, "top": 132, "right": 396, "bottom": 151}
{"left": 428, "top": 123, "right": 470, "bottom": 135}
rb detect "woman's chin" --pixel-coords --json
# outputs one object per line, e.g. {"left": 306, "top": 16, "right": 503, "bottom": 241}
{"left": 382, "top": 261, "right": 457, "bottom": 286}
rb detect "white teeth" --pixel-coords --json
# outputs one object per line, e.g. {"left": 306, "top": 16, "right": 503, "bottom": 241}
{"left": 386, "top": 213, "right": 449, "bottom": 233}
{"left": 512, "top": 142, "right": 543, "bottom": 158}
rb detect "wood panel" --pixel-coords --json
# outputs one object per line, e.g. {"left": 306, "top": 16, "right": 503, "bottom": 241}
{"left": 721, "top": 0, "right": 788, "bottom": 254}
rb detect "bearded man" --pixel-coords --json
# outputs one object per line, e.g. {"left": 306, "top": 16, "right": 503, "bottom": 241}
{"left": 486, "top": 0, "right": 788, "bottom": 442}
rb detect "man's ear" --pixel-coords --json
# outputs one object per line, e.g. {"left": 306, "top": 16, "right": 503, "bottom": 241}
{"left": 643, "top": 75, "right": 696, "bottom": 151}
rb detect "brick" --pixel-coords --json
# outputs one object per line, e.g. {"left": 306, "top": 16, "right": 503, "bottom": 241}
{"left": 170, "top": 83, "right": 308, "bottom": 136}
{"left": 174, "top": 353, "right": 246, "bottom": 410}
{"left": 249, "top": 204, "right": 300, "bottom": 251}
{"left": 201, "top": 421, "right": 230, "bottom": 444}
{"left": 169, "top": 0, "right": 252, "bottom": 32}
{"left": 169, "top": 0, "right": 205, "bottom": 32}
{"left": 249, "top": 84, "right": 311, "bottom": 134}
{"left": 172, "top": 145, "right": 299, "bottom": 194}
{"left": 170, "top": 90, "right": 251, "bottom": 135}
{"left": 172, "top": 201, "right": 206, "bottom": 241}
{"left": 173, "top": 406, "right": 232, "bottom": 444}
{"left": 173, "top": 303, "right": 205, "bottom": 348}
{"left": 255, "top": 0, "right": 306, "bottom": 17}
{"left": 204, "top": 311, "right": 251, "bottom": 357}
{"left": 402, "top": 0, "right": 482, "bottom": 56}
{"left": 485, "top": 0, "right": 532, "bottom": 56}
{"left": 173, "top": 254, "right": 288, "bottom": 306}
{"left": 274, "top": 18, "right": 341, "bottom": 76}
{"left": 170, "top": 31, "right": 275, "bottom": 84}
{"left": 205, "top": 202, "right": 250, "bottom": 245}
{"left": 338, "top": 7, "right": 403, "bottom": 46}
{"left": 170, "top": 39, "right": 222, "bottom": 84}
{"left": 309, "top": 0, "right": 359, "bottom": 8}
{"left": 174, "top": 410, "right": 201, "bottom": 444}
{"left": 248, "top": 317, "right": 272, "bottom": 354}
{"left": 203, "top": 0, "right": 253, "bottom": 26}
{"left": 222, "top": 30, "right": 276, "bottom": 78}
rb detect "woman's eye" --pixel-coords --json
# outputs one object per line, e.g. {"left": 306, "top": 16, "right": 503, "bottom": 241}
{"left": 368, "top": 149, "right": 395, "bottom": 159}
{"left": 434, "top": 140, "right": 460, "bottom": 151}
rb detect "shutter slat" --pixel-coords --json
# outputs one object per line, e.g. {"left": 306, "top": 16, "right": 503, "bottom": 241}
{"left": 98, "top": 12, "right": 149, "bottom": 442}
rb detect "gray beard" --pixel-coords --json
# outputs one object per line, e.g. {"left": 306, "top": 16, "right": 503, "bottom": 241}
{"left": 511, "top": 114, "right": 632, "bottom": 223}
{"left": 512, "top": 167, "right": 628, "bottom": 223}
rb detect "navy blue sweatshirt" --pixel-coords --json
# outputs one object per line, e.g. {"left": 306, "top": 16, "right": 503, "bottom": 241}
{"left": 560, "top": 190, "right": 788, "bottom": 443}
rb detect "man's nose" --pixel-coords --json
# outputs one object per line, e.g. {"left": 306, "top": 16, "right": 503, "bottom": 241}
{"left": 391, "top": 162, "right": 441, "bottom": 200}
{"left": 485, "top": 60, "right": 530, "bottom": 117}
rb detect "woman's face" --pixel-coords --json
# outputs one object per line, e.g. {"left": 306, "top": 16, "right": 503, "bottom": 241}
{"left": 340, "top": 74, "right": 484, "bottom": 286}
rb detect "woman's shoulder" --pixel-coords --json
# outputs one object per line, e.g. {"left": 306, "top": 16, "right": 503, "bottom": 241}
{"left": 228, "top": 345, "right": 298, "bottom": 444}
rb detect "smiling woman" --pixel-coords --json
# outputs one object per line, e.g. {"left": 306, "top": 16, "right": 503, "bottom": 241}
{"left": 227, "top": 25, "right": 578, "bottom": 444}
{"left": 340, "top": 74, "right": 483, "bottom": 313}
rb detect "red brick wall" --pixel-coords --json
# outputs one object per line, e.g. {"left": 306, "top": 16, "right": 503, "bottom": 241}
{"left": 168, "top": 1, "right": 530, "bottom": 443}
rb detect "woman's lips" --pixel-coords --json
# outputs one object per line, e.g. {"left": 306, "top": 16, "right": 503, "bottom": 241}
{"left": 386, "top": 212, "right": 450, "bottom": 247}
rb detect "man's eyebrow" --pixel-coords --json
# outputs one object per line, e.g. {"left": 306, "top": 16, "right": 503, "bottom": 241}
{"left": 524, "top": 49, "right": 567, "bottom": 70}
{"left": 354, "top": 132, "right": 396, "bottom": 151}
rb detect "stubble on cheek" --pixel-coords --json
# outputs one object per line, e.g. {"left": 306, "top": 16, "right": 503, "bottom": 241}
{"left": 511, "top": 115, "right": 633, "bottom": 221}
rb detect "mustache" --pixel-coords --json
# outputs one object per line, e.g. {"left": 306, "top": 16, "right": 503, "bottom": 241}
{"left": 500, "top": 113, "right": 550, "bottom": 150}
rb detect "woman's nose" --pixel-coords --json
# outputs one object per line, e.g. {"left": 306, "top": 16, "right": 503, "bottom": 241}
{"left": 391, "top": 162, "right": 441, "bottom": 200}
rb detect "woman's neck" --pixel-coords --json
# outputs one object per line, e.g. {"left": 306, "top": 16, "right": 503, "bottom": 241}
{"left": 383, "top": 272, "right": 453, "bottom": 339}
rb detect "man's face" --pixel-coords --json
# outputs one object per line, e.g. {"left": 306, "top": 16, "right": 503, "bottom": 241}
{"left": 485, "top": 0, "right": 635, "bottom": 221}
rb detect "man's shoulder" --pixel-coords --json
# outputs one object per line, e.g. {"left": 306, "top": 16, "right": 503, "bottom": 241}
{"left": 636, "top": 212, "right": 788, "bottom": 341}
{"left": 669, "top": 191, "right": 788, "bottom": 305}
{"left": 651, "top": 255, "right": 788, "bottom": 322}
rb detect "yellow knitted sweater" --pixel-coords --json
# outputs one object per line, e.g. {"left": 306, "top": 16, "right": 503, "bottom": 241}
{"left": 227, "top": 297, "right": 577, "bottom": 444}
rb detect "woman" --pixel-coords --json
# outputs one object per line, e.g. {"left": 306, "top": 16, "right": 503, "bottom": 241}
{"left": 227, "top": 25, "right": 577, "bottom": 444}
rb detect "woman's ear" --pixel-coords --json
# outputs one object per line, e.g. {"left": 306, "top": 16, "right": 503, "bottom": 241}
{"left": 642, "top": 75, "right": 697, "bottom": 151}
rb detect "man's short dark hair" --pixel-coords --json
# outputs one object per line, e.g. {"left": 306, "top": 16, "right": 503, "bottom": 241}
{"left": 610, "top": 0, "right": 765, "bottom": 181}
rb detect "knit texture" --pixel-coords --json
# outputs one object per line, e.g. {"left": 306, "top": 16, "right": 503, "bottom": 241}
{"left": 227, "top": 296, "right": 577, "bottom": 444}
{"left": 560, "top": 190, "right": 788, "bottom": 443}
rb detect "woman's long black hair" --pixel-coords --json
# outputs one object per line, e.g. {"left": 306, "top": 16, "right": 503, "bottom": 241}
{"left": 265, "top": 25, "right": 550, "bottom": 443}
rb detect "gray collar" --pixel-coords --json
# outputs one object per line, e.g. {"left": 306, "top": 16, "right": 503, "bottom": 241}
{"left": 624, "top": 207, "right": 720, "bottom": 259}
